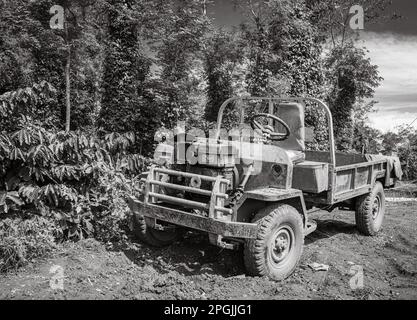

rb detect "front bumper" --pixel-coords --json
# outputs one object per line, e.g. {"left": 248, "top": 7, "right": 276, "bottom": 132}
{"left": 128, "top": 197, "right": 258, "bottom": 239}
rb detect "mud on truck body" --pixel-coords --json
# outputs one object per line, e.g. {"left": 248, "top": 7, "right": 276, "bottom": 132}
{"left": 128, "top": 97, "right": 402, "bottom": 280}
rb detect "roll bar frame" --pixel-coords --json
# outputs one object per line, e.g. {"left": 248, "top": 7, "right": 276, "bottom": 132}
{"left": 215, "top": 97, "right": 336, "bottom": 168}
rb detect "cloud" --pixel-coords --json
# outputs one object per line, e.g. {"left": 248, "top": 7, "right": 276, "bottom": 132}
{"left": 358, "top": 32, "right": 417, "bottom": 132}
{"left": 369, "top": 111, "right": 417, "bottom": 132}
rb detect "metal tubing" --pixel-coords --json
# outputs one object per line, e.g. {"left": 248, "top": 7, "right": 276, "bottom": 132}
{"left": 128, "top": 197, "right": 256, "bottom": 238}
{"left": 151, "top": 180, "right": 229, "bottom": 199}
{"left": 154, "top": 167, "right": 230, "bottom": 184}
{"left": 148, "top": 192, "right": 233, "bottom": 215}
{"left": 215, "top": 96, "right": 336, "bottom": 168}
{"left": 149, "top": 192, "right": 208, "bottom": 209}
{"left": 150, "top": 180, "right": 213, "bottom": 196}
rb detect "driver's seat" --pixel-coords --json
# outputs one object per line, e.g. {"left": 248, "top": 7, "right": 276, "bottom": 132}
{"left": 273, "top": 103, "right": 306, "bottom": 164}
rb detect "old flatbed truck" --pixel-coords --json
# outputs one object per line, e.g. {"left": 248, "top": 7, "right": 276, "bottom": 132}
{"left": 128, "top": 97, "right": 402, "bottom": 280}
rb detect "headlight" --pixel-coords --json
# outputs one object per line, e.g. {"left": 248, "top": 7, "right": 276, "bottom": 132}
{"left": 190, "top": 176, "right": 202, "bottom": 189}
{"left": 272, "top": 164, "right": 283, "bottom": 177}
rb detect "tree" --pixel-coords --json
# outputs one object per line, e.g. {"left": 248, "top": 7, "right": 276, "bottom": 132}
{"left": 52, "top": 0, "right": 108, "bottom": 132}
{"left": 269, "top": 0, "right": 328, "bottom": 150}
{"left": 204, "top": 29, "right": 243, "bottom": 122}
{"left": 155, "top": 0, "right": 210, "bottom": 128}
{"left": 353, "top": 123, "right": 382, "bottom": 154}
{"left": 0, "top": 0, "right": 36, "bottom": 94}
{"left": 0, "top": 0, "right": 64, "bottom": 127}
{"left": 238, "top": 0, "right": 280, "bottom": 96}
{"left": 397, "top": 127, "right": 417, "bottom": 180}
{"left": 98, "top": 0, "right": 154, "bottom": 148}
{"left": 238, "top": 0, "right": 328, "bottom": 149}
{"left": 305, "top": 0, "right": 391, "bottom": 151}
{"left": 381, "top": 131, "right": 402, "bottom": 154}
{"left": 0, "top": 0, "right": 105, "bottom": 131}
{"left": 306, "top": 0, "right": 393, "bottom": 48}
{"left": 325, "top": 44, "right": 382, "bottom": 150}
{"left": 379, "top": 127, "right": 417, "bottom": 180}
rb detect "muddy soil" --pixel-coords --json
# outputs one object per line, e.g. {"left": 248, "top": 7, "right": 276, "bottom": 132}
{"left": 1, "top": 202, "right": 416, "bottom": 300}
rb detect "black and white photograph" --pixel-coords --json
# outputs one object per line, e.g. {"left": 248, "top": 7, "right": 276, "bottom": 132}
{"left": 0, "top": 0, "right": 416, "bottom": 305}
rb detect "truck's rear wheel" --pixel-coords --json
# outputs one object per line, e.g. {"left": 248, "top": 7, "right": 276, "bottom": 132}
{"left": 131, "top": 214, "right": 180, "bottom": 247}
{"left": 355, "top": 181, "right": 385, "bottom": 236}
{"left": 244, "top": 204, "right": 304, "bottom": 281}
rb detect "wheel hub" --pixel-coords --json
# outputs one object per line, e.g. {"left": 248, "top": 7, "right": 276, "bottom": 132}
{"left": 275, "top": 235, "right": 288, "bottom": 252}
{"left": 372, "top": 196, "right": 381, "bottom": 219}
{"left": 270, "top": 228, "right": 293, "bottom": 264}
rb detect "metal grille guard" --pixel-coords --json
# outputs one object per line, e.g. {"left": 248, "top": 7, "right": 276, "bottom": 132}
{"left": 128, "top": 166, "right": 258, "bottom": 240}
{"left": 142, "top": 166, "right": 233, "bottom": 217}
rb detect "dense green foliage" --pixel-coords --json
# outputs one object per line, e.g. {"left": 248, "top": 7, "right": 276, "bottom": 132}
{"left": 382, "top": 127, "right": 417, "bottom": 181}
{"left": 0, "top": 216, "right": 58, "bottom": 272}
{"left": 1, "top": 0, "right": 391, "bottom": 151}
{"left": 99, "top": 0, "right": 152, "bottom": 135}
{"left": 326, "top": 44, "right": 382, "bottom": 150}
{"left": 204, "top": 30, "right": 243, "bottom": 122}
{"left": 1, "top": 83, "right": 147, "bottom": 272}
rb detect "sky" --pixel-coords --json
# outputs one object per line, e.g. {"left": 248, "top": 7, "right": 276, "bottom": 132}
{"left": 208, "top": 0, "right": 417, "bottom": 133}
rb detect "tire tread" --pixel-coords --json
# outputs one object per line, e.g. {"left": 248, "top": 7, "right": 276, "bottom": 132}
{"left": 355, "top": 181, "right": 385, "bottom": 236}
{"left": 132, "top": 214, "right": 179, "bottom": 247}
{"left": 244, "top": 204, "right": 304, "bottom": 279}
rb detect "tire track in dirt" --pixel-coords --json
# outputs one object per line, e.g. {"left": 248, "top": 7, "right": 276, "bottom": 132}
{"left": 0, "top": 203, "right": 416, "bottom": 300}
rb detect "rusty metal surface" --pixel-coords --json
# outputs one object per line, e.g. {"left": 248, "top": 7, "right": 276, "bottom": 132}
{"left": 128, "top": 197, "right": 258, "bottom": 239}
{"left": 332, "top": 162, "right": 387, "bottom": 203}
{"left": 154, "top": 167, "right": 230, "bottom": 184}
{"left": 335, "top": 159, "right": 386, "bottom": 172}
{"left": 332, "top": 186, "right": 373, "bottom": 202}
{"left": 244, "top": 160, "right": 292, "bottom": 191}
{"left": 245, "top": 187, "right": 302, "bottom": 202}
{"left": 293, "top": 161, "right": 329, "bottom": 193}
{"left": 302, "top": 150, "right": 396, "bottom": 205}
{"left": 144, "top": 166, "right": 232, "bottom": 218}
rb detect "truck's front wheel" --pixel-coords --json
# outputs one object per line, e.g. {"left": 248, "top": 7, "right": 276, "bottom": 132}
{"left": 355, "top": 181, "right": 385, "bottom": 236}
{"left": 131, "top": 214, "right": 181, "bottom": 247}
{"left": 244, "top": 204, "right": 304, "bottom": 281}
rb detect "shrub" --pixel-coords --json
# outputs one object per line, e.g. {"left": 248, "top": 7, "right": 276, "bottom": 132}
{"left": 0, "top": 216, "right": 60, "bottom": 272}
{"left": 1, "top": 84, "right": 149, "bottom": 243}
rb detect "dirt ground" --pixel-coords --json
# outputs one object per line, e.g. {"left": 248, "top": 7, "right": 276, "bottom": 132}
{"left": 1, "top": 201, "right": 416, "bottom": 300}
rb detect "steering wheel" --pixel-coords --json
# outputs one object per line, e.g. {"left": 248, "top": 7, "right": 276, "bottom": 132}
{"left": 250, "top": 113, "right": 291, "bottom": 141}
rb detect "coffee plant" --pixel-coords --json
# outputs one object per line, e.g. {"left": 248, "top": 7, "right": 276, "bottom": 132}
{"left": 0, "top": 83, "right": 149, "bottom": 241}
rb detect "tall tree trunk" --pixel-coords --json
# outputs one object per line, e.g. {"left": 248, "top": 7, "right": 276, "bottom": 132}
{"left": 64, "top": 11, "right": 71, "bottom": 132}
{"left": 65, "top": 46, "right": 71, "bottom": 132}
